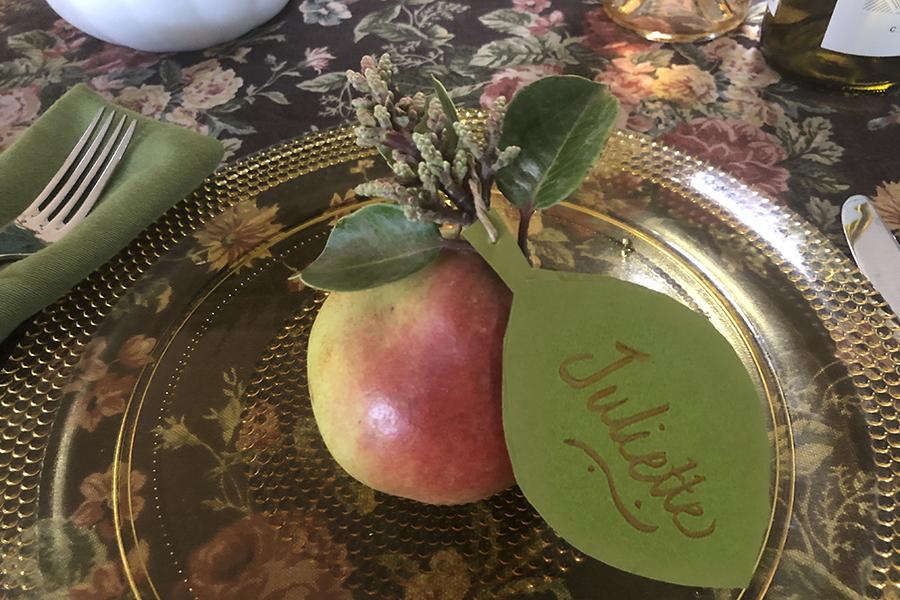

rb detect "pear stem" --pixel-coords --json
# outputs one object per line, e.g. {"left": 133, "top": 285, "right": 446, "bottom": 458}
{"left": 517, "top": 206, "right": 534, "bottom": 260}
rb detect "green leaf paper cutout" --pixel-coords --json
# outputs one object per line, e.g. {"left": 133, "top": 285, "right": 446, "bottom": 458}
{"left": 463, "top": 212, "right": 771, "bottom": 589}
{"left": 496, "top": 76, "right": 619, "bottom": 211}
{"left": 298, "top": 203, "right": 443, "bottom": 291}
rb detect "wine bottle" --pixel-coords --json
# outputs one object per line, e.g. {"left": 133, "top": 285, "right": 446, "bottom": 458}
{"left": 759, "top": 0, "right": 900, "bottom": 93}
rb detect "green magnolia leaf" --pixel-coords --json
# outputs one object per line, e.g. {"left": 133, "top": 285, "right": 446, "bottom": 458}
{"left": 497, "top": 76, "right": 619, "bottom": 210}
{"left": 462, "top": 212, "right": 771, "bottom": 588}
{"left": 298, "top": 204, "right": 444, "bottom": 291}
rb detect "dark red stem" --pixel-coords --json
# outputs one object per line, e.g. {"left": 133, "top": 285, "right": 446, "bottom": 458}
{"left": 517, "top": 205, "right": 533, "bottom": 258}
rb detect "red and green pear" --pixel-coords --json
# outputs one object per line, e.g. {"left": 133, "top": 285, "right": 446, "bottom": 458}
{"left": 307, "top": 250, "right": 514, "bottom": 505}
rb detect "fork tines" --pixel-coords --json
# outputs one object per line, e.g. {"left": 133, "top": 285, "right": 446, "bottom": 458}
{"left": 17, "top": 107, "right": 137, "bottom": 240}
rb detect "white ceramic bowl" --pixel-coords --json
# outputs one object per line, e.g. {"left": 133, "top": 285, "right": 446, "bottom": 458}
{"left": 45, "top": 0, "right": 290, "bottom": 52}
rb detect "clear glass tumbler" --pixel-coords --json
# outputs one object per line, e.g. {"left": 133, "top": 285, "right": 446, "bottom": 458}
{"left": 604, "top": 0, "right": 750, "bottom": 43}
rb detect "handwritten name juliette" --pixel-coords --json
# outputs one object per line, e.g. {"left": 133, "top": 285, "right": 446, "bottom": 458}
{"left": 559, "top": 341, "right": 716, "bottom": 539}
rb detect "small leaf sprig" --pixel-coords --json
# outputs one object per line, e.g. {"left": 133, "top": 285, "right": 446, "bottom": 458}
{"left": 296, "top": 65, "right": 620, "bottom": 292}
{"left": 347, "top": 54, "right": 520, "bottom": 237}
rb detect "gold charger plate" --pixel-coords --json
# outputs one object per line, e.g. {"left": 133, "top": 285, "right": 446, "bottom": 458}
{"left": 0, "top": 127, "right": 897, "bottom": 599}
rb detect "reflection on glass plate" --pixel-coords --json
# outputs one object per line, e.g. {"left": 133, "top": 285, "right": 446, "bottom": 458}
{"left": 0, "top": 128, "right": 896, "bottom": 599}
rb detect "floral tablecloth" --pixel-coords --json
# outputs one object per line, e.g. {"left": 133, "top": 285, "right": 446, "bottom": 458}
{"left": 1, "top": 0, "right": 898, "bottom": 247}
{"left": 1, "top": 1, "right": 899, "bottom": 599}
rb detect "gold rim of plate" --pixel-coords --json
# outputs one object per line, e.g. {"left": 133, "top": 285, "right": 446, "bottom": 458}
{"left": 0, "top": 124, "right": 897, "bottom": 598}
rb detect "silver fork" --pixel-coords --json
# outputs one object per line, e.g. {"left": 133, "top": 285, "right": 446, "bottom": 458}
{"left": 0, "top": 108, "right": 137, "bottom": 263}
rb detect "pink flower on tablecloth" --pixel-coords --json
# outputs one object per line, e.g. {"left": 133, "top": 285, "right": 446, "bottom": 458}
{"left": 88, "top": 75, "right": 125, "bottom": 99}
{"left": 304, "top": 47, "right": 335, "bottom": 74}
{"left": 46, "top": 19, "right": 88, "bottom": 57}
{"left": 528, "top": 10, "right": 564, "bottom": 35}
{"left": 165, "top": 107, "right": 210, "bottom": 134}
{"left": 0, "top": 86, "right": 40, "bottom": 128}
{"left": 117, "top": 334, "right": 156, "bottom": 369}
{"left": 652, "top": 64, "right": 719, "bottom": 107}
{"left": 584, "top": 8, "right": 656, "bottom": 58}
{"left": 71, "top": 462, "right": 147, "bottom": 540}
{"left": 80, "top": 43, "right": 159, "bottom": 76}
{"left": 480, "top": 64, "right": 562, "bottom": 107}
{"left": 115, "top": 85, "right": 171, "bottom": 116}
{"left": 595, "top": 58, "right": 655, "bottom": 107}
{"left": 706, "top": 38, "right": 779, "bottom": 88}
{"left": 513, "top": 0, "right": 550, "bottom": 13}
{"left": 182, "top": 60, "right": 244, "bottom": 110}
{"left": 662, "top": 118, "right": 790, "bottom": 198}
{"left": 872, "top": 181, "right": 900, "bottom": 232}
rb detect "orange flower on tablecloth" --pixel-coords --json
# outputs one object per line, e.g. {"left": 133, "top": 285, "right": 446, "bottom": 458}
{"left": 872, "top": 181, "right": 900, "bottom": 232}
{"left": 173, "top": 512, "right": 353, "bottom": 600}
{"left": 193, "top": 202, "right": 282, "bottom": 271}
{"left": 116, "top": 334, "right": 156, "bottom": 369}
{"left": 652, "top": 64, "right": 719, "bottom": 107}
{"left": 71, "top": 462, "right": 147, "bottom": 540}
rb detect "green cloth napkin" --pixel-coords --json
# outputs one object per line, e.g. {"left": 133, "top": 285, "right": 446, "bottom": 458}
{"left": 0, "top": 84, "right": 224, "bottom": 340}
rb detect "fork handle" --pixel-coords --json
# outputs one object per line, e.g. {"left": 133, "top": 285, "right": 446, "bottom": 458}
{"left": 0, "top": 253, "right": 30, "bottom": 264}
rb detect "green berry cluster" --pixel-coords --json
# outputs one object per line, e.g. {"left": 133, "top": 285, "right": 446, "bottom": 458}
{"left": 347, "top": 54, "right": 519, "bottom": 227}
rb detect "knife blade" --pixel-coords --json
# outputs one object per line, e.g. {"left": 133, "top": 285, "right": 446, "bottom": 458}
{"left": 841, "top": 194, "right": 900, "bottom": 316}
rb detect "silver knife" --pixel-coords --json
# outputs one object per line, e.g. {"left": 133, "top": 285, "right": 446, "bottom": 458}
{"left": 841, "top": 194, "right": 900, "bottom": 316}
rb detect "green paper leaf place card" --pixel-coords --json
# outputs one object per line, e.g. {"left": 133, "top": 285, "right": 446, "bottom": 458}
{"left": 293, "top": 54, "right": 772, "bottom": 591}
{"left": 463, "top": 213, "right": 770, "bottom": 588}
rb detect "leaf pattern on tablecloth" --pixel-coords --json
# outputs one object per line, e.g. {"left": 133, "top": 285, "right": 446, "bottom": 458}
{"left": 0, "top": 0, "right": 897, "bottom": 238}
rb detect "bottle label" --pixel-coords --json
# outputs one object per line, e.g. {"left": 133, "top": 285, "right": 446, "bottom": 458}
{"left": 821, "top": 0, "right": 900, "bottom": 57}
